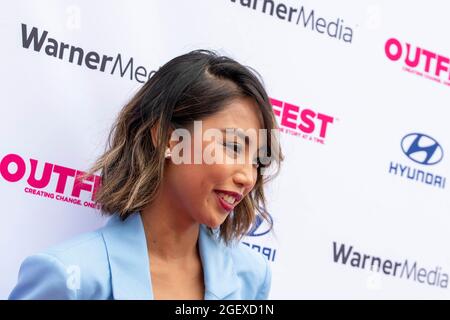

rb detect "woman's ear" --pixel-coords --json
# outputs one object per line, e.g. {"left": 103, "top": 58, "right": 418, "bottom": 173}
{"left": 150, "top": 121, "right": 174, "bottom": 149}
{"left": 150, "top": 122, "right": 159, "bottom": 148}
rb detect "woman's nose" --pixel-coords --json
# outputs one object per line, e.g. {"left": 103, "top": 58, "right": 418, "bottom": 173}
{"left": 232, "top": 162, "right": 256, "bottom": 191}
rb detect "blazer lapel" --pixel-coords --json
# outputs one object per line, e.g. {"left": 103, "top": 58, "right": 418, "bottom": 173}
{"left": 198, "top": 225, "right": 240, "bottom": 299}
{"left": 101, "top": 212, "right": 153, "bottom": 300}
{"left": 101, "top": 213, "right": 240, "bottom": 300}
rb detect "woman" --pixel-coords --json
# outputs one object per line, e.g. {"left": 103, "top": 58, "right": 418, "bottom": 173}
{"left": 9, "top": 50, "right": 283, "bottom": 300}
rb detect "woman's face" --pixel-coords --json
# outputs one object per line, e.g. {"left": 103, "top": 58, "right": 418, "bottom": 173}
{"left": 164, "top": 97, "right": 264, "bottom": 228}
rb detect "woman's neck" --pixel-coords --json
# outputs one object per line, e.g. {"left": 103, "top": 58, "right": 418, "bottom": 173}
{"left": 140, "top": 188, "right": 200, "bottom": 262}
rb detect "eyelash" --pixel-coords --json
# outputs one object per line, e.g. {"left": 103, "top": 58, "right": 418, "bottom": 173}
{"left": 224, "top": 142, "right": 242, "bottom": 154}
{"left": 223, "top": 143, "right": 267, "bottom": 169}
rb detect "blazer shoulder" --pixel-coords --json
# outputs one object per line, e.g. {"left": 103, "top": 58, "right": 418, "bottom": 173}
{"left": 229, "top": 241, "right": 272, "bottom": 299}
{"left": 9, "top": 230, "right": 111, "bottom": 300}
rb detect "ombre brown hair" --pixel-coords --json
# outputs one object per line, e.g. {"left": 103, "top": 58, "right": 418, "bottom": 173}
{"left": 84, "top": 49, "right": 283, "bottom": 244}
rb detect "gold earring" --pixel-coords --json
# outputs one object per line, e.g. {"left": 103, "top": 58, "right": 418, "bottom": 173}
{"left": 164, "top": 148, "right": 172, "bottom": 159}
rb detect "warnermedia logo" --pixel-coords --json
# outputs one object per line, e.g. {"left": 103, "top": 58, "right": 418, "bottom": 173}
{"left": 20, "top": 23, "right": 151, "bottom": 83}
{"left": 333, "top": 242, "right": 448, "bottom": 289}
{"left": 229, "top": 0, "right": 354, "bottom": 43}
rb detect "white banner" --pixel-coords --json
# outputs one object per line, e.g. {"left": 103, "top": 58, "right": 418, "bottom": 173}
{"left": 1, "top": 0, "right": 449, "bottom": 299}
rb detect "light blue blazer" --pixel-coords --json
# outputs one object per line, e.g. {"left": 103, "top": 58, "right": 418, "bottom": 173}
{"left": 9, "top": 212, "right": 271, "bottom": 300}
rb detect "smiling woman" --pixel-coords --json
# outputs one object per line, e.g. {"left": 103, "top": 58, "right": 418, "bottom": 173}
{"left": 9, "top": 49, "right": 284, "bottom": 300}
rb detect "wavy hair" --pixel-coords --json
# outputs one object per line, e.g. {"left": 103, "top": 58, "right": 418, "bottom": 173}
{"left": 83, "top": 49, "right": 283, "bottom": 244}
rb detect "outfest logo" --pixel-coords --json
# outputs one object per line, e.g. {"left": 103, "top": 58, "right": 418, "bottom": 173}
{"left": 385, "top": 37, "right": 450, "bottom": 87}
{"left": 0, "top": 153, "right": 101, "bottom": 208}
{"left": 270, "top": 97, "right": 337, "bottom": 144}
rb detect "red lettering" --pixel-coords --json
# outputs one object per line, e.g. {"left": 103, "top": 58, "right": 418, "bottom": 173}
{"left": 299, "top": 109, "right": 316, "bottom": 134}
{"left": 385, "top": 38, "right": 402, "bottom": 61}
{"left": 0, "top": 154, "right": 26, "bottom": 182}
{"left": 27, "top": 158, "right": 53, "bottom": 188}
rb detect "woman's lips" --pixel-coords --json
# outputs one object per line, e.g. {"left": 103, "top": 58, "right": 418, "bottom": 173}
{"left": 214, "top": 191, "right": 235, "bottom": 212}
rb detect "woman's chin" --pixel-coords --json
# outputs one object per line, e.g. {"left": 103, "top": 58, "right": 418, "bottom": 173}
{"left": 201, "top": 215, "right": 227, "bottom": 229}
{"left": 204, "top": 221, "right": 221, "bottom": 229}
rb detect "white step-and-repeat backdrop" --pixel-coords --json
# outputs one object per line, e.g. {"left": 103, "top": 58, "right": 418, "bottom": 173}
{"left": 1, "top": 0, "right": 449, "bottom": 299}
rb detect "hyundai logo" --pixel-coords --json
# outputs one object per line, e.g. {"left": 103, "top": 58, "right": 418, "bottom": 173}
{"left": 247, "top": 212, "right": 273, "bottom": 237}
{"left": 401, "top": 133, "right": 443, "bottom": 165}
